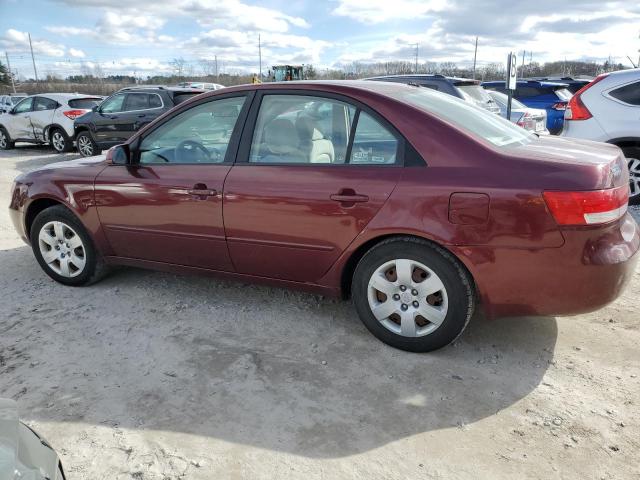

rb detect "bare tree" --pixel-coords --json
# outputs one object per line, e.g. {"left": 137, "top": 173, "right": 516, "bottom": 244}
{"left": 170, "top": 57, "right": 187, "bottom": 81}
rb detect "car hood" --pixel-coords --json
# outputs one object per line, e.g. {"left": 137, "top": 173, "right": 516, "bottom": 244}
{"left": 15, "top": 154, "right": 108, "bottom": 184}
{"left": 35, "top": 154, "right": 108, "bottom": 172}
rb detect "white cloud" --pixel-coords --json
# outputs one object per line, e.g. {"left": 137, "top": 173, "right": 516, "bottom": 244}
{"left": 0, "top": 29, "right": 66, "bottom": 57}
{"left": 333, "top": 0, "right": 448, "bottom": 23}
{"left": 68, "top": 48, "right": 86, "bottom": 58}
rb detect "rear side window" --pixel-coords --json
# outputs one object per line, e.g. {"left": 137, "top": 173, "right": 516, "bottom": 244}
{"left": 125, "top": 93, "right": 162, "bottom": 111}
{"left": 609, "top": 81, "right": 640, "bottom": 105}
{"left": 34, "top": 97, "right": 58, "bottom": 111}
{"left": 350, "top": 112, "right": 398, "bottom": 165}
{"left": 68, "top": 98, "right": 102, "bottom": 109}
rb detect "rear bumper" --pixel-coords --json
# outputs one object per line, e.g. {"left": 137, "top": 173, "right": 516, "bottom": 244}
{"left": 456, "top": 213, "right": 639, "bottom": 318}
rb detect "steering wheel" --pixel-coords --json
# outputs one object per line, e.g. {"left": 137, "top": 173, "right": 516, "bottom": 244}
{"left": 175, "top": 139, "right": 215, "bottom": 163}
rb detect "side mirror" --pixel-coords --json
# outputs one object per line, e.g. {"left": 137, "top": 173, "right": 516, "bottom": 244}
{"left": 92, "top": 105, "right": 98, "bottom": 112}
{"left": 107, "top": 144, "right": 130, "bottom": 165}
{"left": 8, "top": 109, "right": 16, "bottom": 115}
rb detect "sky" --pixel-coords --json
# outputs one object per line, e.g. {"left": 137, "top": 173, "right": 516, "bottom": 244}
{"left": 0, "top": 0, "right": 639, "bottom": 79}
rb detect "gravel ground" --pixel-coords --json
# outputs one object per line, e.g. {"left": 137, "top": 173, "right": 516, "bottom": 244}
{"left": 1, "top": 145, "right": 639, "bottom": 480}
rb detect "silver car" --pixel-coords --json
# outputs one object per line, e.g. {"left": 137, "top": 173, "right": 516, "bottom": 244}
{"left": 487, "top": 90, "right": 549, "bottom": 134}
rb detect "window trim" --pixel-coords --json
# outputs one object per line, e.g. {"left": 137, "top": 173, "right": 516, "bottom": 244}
{"left": 130, "top": 92, "right": 254, "bottom": 166}
{"left": 123, "top": 92, "right": 165, "bottom": 113}
{"left": 33, "top": 96, "right": 60, "bottom": 112}
{"left": 604, "top": 80, "right": 640, "bottom": 107}
{"left": 235, "top": 89, "right": 415, "bottom": 168}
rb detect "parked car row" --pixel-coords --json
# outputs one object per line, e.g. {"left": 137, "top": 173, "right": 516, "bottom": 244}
{"left": 0, "top": 86, "right": 205, "bottom": 156}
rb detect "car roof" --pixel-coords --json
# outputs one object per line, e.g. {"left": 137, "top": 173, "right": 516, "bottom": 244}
{"left": 365, "top": 74, "right": 479, "bottom": 84}
{"left": 604, "top": 67, "right": 640, "bottom": 81}
{"left": 117, "top": 86, "right": 206, "bottom": 93}
{"left": 483, "top": 80, "right": 569, "bottom": 87}
{"left": 28, "top": 93, "right": 102, "bottom": 100}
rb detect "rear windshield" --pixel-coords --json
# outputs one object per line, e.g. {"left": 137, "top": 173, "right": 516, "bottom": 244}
{"left": 68, "top": 98, "right": 102, "bottom": 109}
{"left": 389, "top": 87, "right": 534, "bottom": 148}
{"left": 553, "top": 88, "right": 573, "bottom": 101}
{"left": 173, "top": 92, "right": 203, "bottom": 105}
{"left": 457, "top": 84, "right": 492, "bottom": 102}
{"left": 488, "top": 90, "right": 527, "bottom": 110}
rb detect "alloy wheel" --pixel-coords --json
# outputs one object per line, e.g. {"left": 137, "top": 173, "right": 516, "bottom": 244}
{"left": 629, "top": 158, "right": 640, "bottom": 200}
{"left": 78, "top": 135, "right": 94, "bottom": 156}
{"left": 52, "top": 131, "right": 65, "bottom": 152}
{"left": 367, "top": 258, "right": 448, "bottom": 337}
{"left": 38, "top": 221, "right": 86, "bottom": 278}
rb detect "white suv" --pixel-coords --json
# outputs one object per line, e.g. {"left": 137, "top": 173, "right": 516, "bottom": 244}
{"left": 562, "top": 68, "right": 640, "bottom": 204}
{"left": 0, "top": 93, "right": 102, "bottom": 153}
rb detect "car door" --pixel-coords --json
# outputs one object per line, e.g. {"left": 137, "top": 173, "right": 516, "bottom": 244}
{"left": 31, "top": 96, "right": 58, "bottom": 141}
{"left": 94, "top": 93, "right": 251, "bottom": 270}
{"left": 223, "top": 92, "right": 403, "bottom": 283}
{"left": 122, "top": 92, "right": 165, "bottom": 133}
{"left": 92, "top": 92, "right": 129, "bottom": 145}
{"left": 7, "top": 97, "right": 34, "bottom": 139}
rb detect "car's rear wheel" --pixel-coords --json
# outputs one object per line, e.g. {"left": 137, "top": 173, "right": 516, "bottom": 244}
{"left": 0, "top": 127, "right": 15, "bottom": 150}
{"left": 30, "top": 205, "right": 106, "bottom": 286}
{"left": 352, "top": 237, "right": 475, "bottom": 352}
{"left": 50, "top": 128, "right": 72, "bottom": 153}
{"left": 623, "top": 147, "right": 640, "bottom": 205}
{"left": 76, "top": 131, "right": 101, "bottom": 157}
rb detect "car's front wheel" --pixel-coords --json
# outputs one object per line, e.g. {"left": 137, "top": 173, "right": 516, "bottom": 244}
{"left": 76, "top": 131, "right": 101, "bottom": 157}
{"left": 50, "top": 128, "right": 72, "bottom": 153}
{"left": 30, "top": 205, "right": 106, "bottom": 286}
{"left": 623, "top": 147, "right": 640, "bottom": 205}
{"left": 0, "top": 127, "right": 15, "bottom": 150}
{"left": 352, "top": 237, "right": 475, "bottom": 352}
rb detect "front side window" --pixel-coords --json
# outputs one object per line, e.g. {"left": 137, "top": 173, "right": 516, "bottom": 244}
{"left": 609, "top": 81, "right": 640, "bottom": 106}
{"left": 13, "top": 98, "right": 33, "bottom": 113}
{"left": 139, "top": 96, "right": 246, "bottom": 164}
{"left": 34, "top": 97, "right": 58, "bottom": 111}
{"left": 100, "top": 94, "right": 126, "bottom": 113}
{"left": 249, "top": 95, "right": 356, "bottom": 164}
{"left": 11, "top": 97, "right": 26, "bottom": 105}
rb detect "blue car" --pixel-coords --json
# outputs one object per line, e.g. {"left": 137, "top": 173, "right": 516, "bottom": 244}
{"left": 482, "top": 80, "right": 573, "bottom": 134}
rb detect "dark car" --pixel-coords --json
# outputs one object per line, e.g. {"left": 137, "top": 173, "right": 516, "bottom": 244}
{"left": 73, "top": 86, "right": 205, "bottom": 157}
{"left": 9, "top": 81, "right": 638, "bottom": 352}
{"left": 482, "top": 80, "right": 573, "bottom": 134}
{"left": 366, "top": 74, "right": 501, "bottom": 114}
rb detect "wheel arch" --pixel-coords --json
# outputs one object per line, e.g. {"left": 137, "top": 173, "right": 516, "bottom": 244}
{"left": 44, "top": 123, "right": 71, "bottom": 142}
{"left": 606, "top": 137, "right": 640, "bottom": 150}
{"left": 339, "top": 233, "right": 478, "bottom": 302}
{"left": 25, "top": 197, "right": 66, "bottom": 239}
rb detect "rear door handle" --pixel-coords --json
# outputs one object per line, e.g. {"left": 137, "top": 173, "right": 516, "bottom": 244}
{"left": 330, "top": 188, "right": 369, "bottom": 204}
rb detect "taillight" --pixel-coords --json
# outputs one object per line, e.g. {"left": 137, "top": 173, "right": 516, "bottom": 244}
{"left": 543, "top": 186, "right": 628, "bottom": 225}
{"left": 516, "top": 113, "right": 536, "bottom": 131}
{"left": 565, "top": 74, "right": 609, "bottom": 121}
{"left": 63, "top": 109, "right": 89, "bottom": 120}
{"left": 551, "top": 102, "right": 566, "bottom": 111}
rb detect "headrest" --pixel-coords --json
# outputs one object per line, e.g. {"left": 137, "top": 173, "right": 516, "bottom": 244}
{"left": 264, "top": 118, "right": 298, "bottom": 154}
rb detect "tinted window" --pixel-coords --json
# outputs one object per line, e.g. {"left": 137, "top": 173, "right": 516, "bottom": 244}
{"left": 609, "top": 81, "right": 640, "bottom": 105}
{"left": 125, "top": 93, "right": 162, "bottom": 111}
{"left": 13, "top": 98, "right": 33, "bottom": 113}
{"left": 249, "top": 95, "right": 356, "bottom": 164}
{"left": 515, "top": 86, "right": 544, "bottom": 98}
{"left": 139, "top": 96, "right": 246, "bottom": 164}
{"left": 100, "top": 94, "right": 125, "bottom": 113}
{"left": 68, "top": 98, "right": 102, "bottom": 109}
{"left": 389, "top": 87, "right": 533, "bottom": 148}
{"left": 34, "top": 97, "right": 58, "bottom": 111}
{"left": 173, "top": 92, "right": 203, "bottom": 105}
{"left": 350, "top": 112, "right": 398, "bottom": 164}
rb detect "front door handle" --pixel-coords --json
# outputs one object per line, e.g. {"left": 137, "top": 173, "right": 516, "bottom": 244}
{"left": 330, "top": 188, "right": 369, "bottom": 205}
{"left": 188, "top": 183, "right": 217, "bottom": 198}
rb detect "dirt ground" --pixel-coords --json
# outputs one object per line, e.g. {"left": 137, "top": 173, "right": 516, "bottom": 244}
{"left": 1, "top": 145, "right": 639, "bottom": 480}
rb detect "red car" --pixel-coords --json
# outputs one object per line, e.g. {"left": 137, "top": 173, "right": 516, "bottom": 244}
{"left": 9, "top": 81, "right": 639, "bottom": 352}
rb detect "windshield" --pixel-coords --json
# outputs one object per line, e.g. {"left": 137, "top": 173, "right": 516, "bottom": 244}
{"left": 389, "top": 87, "right": 534, "bottom": 148}
{"left": 10, "top": 97, "right": 25, "bottom": 105}
{"left": 488, "top": 90, "right": 527, "bottom": 110}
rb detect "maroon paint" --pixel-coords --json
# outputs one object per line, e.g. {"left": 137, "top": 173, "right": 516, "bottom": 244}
{"left": 9, "top": 81, "right": 639, "bottom": 320}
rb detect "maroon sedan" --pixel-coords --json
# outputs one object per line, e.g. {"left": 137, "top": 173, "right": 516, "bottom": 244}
{"left": 9, "top": 81, "right": 639, "bottom": 352}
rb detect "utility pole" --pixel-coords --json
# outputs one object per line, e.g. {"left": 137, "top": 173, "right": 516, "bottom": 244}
{"left": 521, "top": 50, "right": 526, "bottom": 77}
{"left": 258, "top": 34, "right": 262, "bottom": 80}
{"left": 414, "top": 43, "right": 419, "bottom": 73}
{"left": 472, "top": 36, "right": 478, "bottom": 79}
{"left": 215, "top": 55, "right": 218, "bottom": 81}
{"left": 5, "top": 52, "right": 16, "bottom": 93}
{"left": 28, "top": 32, "right": 38, "bottom": 82}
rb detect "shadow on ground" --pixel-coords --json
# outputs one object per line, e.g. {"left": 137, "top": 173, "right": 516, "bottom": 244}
{"left": 0, "top": 243, "right": 558, "bottom": 459}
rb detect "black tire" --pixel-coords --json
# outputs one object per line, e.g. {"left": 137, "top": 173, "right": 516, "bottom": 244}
{"left": 622, "top": 146, "right": 640, "bottom": 206}
{"left": 30, "top": 205, "right": 107, "bottom": 286}
{"left": 352, "top": 237, "right": 475, "bottom": 353}
{"left": 49, "top": 128, "right": 72, "bottom": 153}
{"left": 0, "top": 126, "right": 15, "bottom": 150}
{"left": 76, "top": 131, "right": 101, "bottom": 157}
